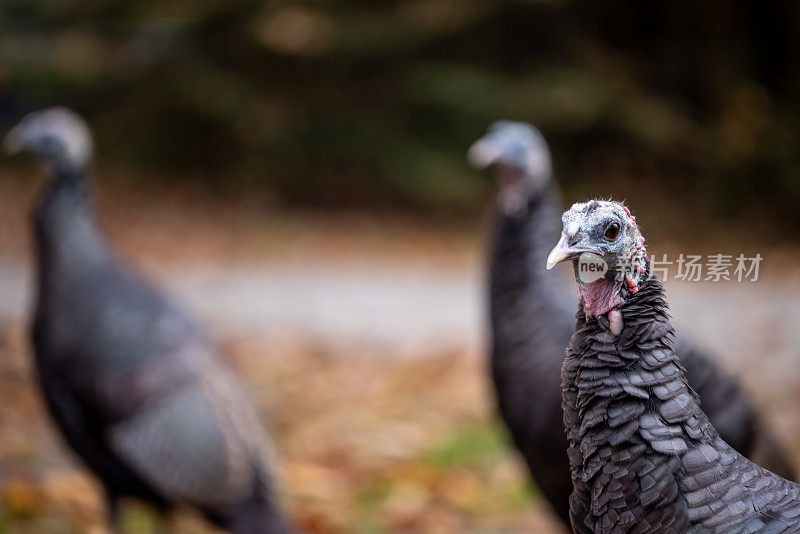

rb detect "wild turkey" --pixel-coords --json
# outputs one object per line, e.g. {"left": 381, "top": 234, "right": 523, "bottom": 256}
{"left": 468, "top": 121, "right": 795, "bottom": 525}
{"left": 549, "top": 199, "right": 800, "bottom": 533}
{"left": 4, "top": 108, "right": 294, "bottom": 533}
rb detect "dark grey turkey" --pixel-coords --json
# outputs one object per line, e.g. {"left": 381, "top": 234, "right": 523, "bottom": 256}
{"left": 5, "top": 108, "right": 294, "bottom": 533}
{"left": 468, "top": 121, "right": 794, "bottom": 525}
{"left": 550, "top": 199, "right": 800, "bottom": 533}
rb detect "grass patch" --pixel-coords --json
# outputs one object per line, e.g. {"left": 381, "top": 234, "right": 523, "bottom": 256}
{"left": 421, "top": 421, "right": 508, "bottom": 469}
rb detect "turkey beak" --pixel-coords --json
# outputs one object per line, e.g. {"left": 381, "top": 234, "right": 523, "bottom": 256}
{"left": 546, "top": 244, "right": 573, "bottom": 270}
{"left": 547, "top": 238, "right": 604, "bottom": 269}
{"left": 3, "top": 125, "right": 25, "bottom": 155}
{"left": 546, "top": 235, "right": 587, "bottom": 270}
{"left": 467, "top": 137, "right": 502, "bottom": 170}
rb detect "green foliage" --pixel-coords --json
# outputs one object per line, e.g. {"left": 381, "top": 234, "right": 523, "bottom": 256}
{"left": 2, "top": 1, "right": 800, "bottom": 220}
{"left": 354, "top": 422, "right": 538, "bottom": 533}
{"left": 421, "top": 422, "right": 506, "bottom": 469}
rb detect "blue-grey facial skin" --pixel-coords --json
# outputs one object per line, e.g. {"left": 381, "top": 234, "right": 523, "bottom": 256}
{"left": 467, "top": 121, "right": 553, "bottom": 217}
{"left": 467, "top": 120, "right": 552, "bottom": 188}
{"left": 555, "top": 200, "right": 643, "bottom": 276}
{"left": 4, "top": 107, "right": 93, "bottom": 171}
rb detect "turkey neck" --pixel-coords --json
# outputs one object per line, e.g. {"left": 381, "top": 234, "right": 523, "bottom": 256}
{"left": 489, "top": 183, "right": 575, "bottom": 366}
{"left": 563, "top": 271, "right": 705, "bottom": 529}
{"left": 34, "top": 164, "right": 111, "bottom": 293}
{"left": 565, "top": 268, "right": 688, "bottom": 418}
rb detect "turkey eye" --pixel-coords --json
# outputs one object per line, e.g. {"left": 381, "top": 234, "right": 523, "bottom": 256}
{"left": 604, "top": 222, "right": 620, "bottom": 240}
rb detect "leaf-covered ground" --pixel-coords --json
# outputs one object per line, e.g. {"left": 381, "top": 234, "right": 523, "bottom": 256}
{"left": 0, "top": 322, "right": 566, "bottom": 533}
{"left": 0, "top": 178, "right": 798, "bottom": 533}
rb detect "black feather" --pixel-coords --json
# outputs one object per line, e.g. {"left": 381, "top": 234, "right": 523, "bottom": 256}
{"left": 563, "top": 274, "right": 800, "bottom": 532}
{"left": 27, "top": 117, "right": 293, "bottom": 533}
{"left": 489, "top": 183, "right": 795, "bottom": 526}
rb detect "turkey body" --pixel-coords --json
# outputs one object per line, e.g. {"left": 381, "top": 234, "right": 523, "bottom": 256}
{"left": 563, "top": 275, "right": 800, "bottom": 533}
{"left": 32, "top": 167, "right": 292, "bottom": 533}
{"left": 489, "top": 186, "right": 794, "bottom": 525}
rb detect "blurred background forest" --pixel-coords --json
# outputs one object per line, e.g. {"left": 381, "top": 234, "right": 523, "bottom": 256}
{"left": 2, "top": 1, "right": 800, "bottom": 533}
{"left": 2, "top": 0, "right": 800, "bottom": 227}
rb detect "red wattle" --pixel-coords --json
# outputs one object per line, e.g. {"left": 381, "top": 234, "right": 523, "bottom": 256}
{"left": 578, "top": 277, "right": 624, "bottom": 317}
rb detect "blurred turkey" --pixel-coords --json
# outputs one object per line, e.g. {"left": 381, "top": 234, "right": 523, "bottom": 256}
{"left": 5, "top": 108, "right": 294, "bottom": 533}
{"left": 551, "top": 200, "right": 800, "bottom": 532}
{"left": 468, "top": 121, "right": 795, "bottom": 525}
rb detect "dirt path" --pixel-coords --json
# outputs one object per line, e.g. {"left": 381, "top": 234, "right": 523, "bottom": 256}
{"left": 0, "top": 178, "right": 798, "bottom": 532}
{"left": 2, "top": 252, "right": 799, "bottom": 387}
